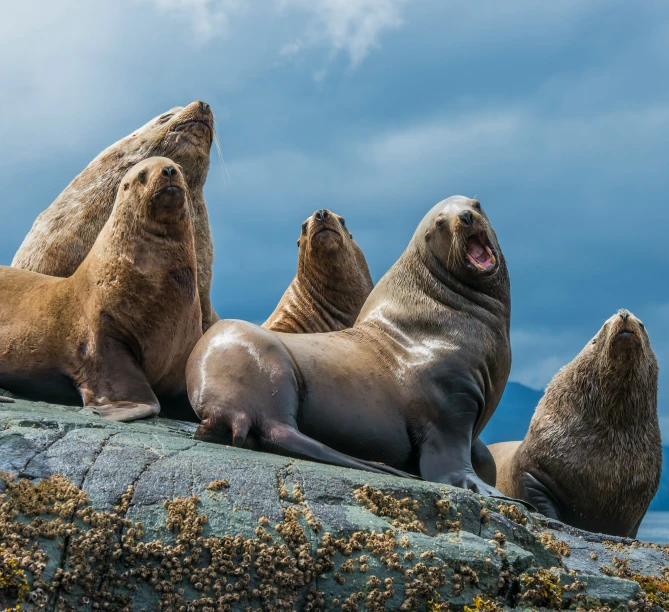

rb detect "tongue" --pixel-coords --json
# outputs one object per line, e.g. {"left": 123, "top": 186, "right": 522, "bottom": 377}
{"left": 467, "top": 238, "right": 485, "bottom": 260}
{"left": 466, "top": 235, "right": 494, "bottom": 269}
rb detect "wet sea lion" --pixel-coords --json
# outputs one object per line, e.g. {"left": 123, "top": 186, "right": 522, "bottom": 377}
{"left": 12, "top": 101, "right": 218, "bottom": 332}
{"left": 186, "top": 196, "right": 511, "bottom": 493}
{"left": 263, "top": 209, "right": 373, "bottom": 333}
{"left": 489, "top": 310, "right": 661, "bottom": 537}
{"left": 0, "top": 157, "right": 202, "bottom": 422}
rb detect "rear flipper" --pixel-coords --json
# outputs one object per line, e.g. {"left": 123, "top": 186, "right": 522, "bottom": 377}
{"left": 262, "top": 424, "right": 420, "bottom": 479}
{"left": 196, "top": 418, "right": 419, "bottom": 480}
{"left": 0, "top": 396, "right": 15, "bottom": 403}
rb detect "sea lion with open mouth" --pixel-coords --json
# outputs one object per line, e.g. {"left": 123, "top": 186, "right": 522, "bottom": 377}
{"left": 12, "top": 101, "right": 219, "bottom": 332}
{"left": 263, "top": 209, "right": 374, "bottom": 333}
{"left": 488, "top": 310, "right": 661, "bottom": 537}
{"left": 0, "top": 158, "right": 202, "bottom": 422}
{"left": 186, "top": 196, "right": 512, "bottom": 492}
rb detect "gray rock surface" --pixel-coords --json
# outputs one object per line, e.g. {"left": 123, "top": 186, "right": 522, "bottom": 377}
{"left": 1, "top": 395, "right": 667, "bottom": 611}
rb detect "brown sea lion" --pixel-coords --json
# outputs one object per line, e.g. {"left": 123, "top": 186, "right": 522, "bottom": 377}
{"left": 12, "top": 101, "right": 218, "bottom": 332}
{"left": 488, "top": 310, "right": 661, "bottom": 537}
{"left": 263, "top": 209, "right": 373, "bottom": 333}
{"left": 0, "top": 157, "right": 202, "bottom": 422}
{"left": 186, "top": 196, "right": 512, "bottom": 493}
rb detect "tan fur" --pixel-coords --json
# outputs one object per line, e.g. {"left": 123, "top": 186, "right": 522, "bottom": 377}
{"left": 12, "top": 101, "right": 218, "bottom": 332}
{"left": 0, "top": 158, "right": 202, "bottom": 422}
{"left": 263, "top": 209, "right": 373, "bottom": 333}
{"left": 490, "top": 310, "right": 661, "bottom": 537}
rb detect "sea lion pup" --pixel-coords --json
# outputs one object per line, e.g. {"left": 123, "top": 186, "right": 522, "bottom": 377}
{"left": 186, "top": 196, "right": 512, "bottom": 492}
{"left": 12, "top": 101, "right": 218, "bottom": 332}
{"left": 263, "top": 209, "right": 374, "bottom": 333}
{"left": 489, "top": 310, "right": 661, "bottom": 537}
{"left": 0, "top": 157, "right": 202, "bottom": 422}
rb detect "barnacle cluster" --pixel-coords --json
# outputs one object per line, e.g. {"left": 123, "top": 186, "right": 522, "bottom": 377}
{"left": 353, "top": 486, "right": 426, "bottom": 534}
{"left": 0, "top": 470, "right": 659, "bottom": 611}
{"left": 539, "top": 532, "right": 571, "bottom": 559}
{"left": 496, "top": 503, "right": 527, "bottom": 526}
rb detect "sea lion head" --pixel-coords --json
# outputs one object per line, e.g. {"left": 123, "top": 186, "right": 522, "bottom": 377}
{"left": 119, "top": 156, "right": 189, "bottom": 234}
{"left": 296, "top": 209, "right": 372, "bottom": 288}
{"left": 590, "top": 309, "right": 653, "bottom": 367}
{"left": 418, "top": 196, "right": 503, "bottom": 285}
{"left": 105, "top": 100, "right": 213, "bottom": 189}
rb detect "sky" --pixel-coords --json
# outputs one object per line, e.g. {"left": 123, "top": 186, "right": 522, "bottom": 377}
{"left": 3, "top": 1, "right": 669, "bottom": 435}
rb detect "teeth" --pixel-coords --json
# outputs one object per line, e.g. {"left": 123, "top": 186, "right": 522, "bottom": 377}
{"left": 490, "top": 255, "right": 496, "bottom": 264}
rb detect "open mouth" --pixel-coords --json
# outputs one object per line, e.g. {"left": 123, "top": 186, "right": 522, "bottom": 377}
{"left": 466, "top": 233, "right": 496, "bottom": 271}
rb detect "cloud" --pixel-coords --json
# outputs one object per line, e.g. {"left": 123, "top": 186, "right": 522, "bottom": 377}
{"left": 144, "top": 0, "right": 243, "bottom": 42}
{"left": 278, "top": 0, "right": 406, "bottom": 67}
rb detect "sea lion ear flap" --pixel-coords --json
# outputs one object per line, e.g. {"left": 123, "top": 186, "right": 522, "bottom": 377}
{"left": 297, "top": 237, "right": 301, "bottom": 247}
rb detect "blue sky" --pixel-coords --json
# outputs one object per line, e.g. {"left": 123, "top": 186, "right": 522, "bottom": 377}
{"left": 3, "top": 1, "right": 669, "bottom": 435}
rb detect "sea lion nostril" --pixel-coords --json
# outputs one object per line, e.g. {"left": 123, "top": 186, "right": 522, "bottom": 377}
{"left": 162, "top": 166, "right": 176, "bottom": 178}
{"left": 619, "top": 311, "right": 629, "bottom": 322}
{"left": 315, "top": 210, "right": 328, "bottom": 222}
{"left": 459, "top": 210, "right": 474, "bottom": 226}
{"left": 199, "top": 101, "right": 210, "bottom": 114}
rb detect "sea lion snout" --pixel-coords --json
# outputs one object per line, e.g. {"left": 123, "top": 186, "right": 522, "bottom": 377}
{"left": 606, "top": 309, "right": 646, "bottom": 354}
{"left": 162, "top": 165, "right": 178, "bottom": 178}
{"left": 458, "top": 210, "right": 474, "bottom": 226}
{"left": 308, "top": 209, "right": 344, "bottom": 247}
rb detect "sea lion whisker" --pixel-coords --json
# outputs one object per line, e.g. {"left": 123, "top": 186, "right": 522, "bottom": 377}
{"left": 213, "top": 122, "right": 231, "bottom": 184}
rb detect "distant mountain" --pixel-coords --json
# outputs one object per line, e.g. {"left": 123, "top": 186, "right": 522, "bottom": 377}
{"left": 479, "top": 382, "right": 543, "bottom": 445}
{"left": 482, "top": 382, "right": 668, "bottom": 512}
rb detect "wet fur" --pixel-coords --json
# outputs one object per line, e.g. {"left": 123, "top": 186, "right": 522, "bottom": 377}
{"left": 187, "top": 196, "right": 513, "bottom": 495}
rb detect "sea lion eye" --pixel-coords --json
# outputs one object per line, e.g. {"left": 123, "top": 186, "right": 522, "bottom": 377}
{"left": 178, "top": 165, "right": 184, "bottom": 174}
{"left": 472, "top": 201, "right": 481, "bottom": 210}
{"left": 138, "top": 171, "right": 147, "bottom": 183}
{"left": 301, "top": 222, "right": 308, "bottom": 233}
{"left": 123, "top": 182, "right": 129, "bottom": 191}
{"left": 436, "top": 219, "right": 444, "bottom": 229}
{"left": 640, "top": 322, "right": 645, "bottom": 330}
{"left": 158, "top": 114, "right": 173, "bottom": 124}
{"left": 339, "top": 217, "right": 346, "bottom": 226}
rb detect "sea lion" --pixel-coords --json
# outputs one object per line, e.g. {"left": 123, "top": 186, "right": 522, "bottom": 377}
{"left": 263, "top": 209, "right": 373, "bottom": 333}
{"left": 488, "top": 310, "right": 661, "bottom": 537}
{"left": 0, "top": 157, "right": 202, "bottom": 422}
{"left": 12, "top": 101, "right": 218, "bottom": 332}
{"left": 186, "top": 196, "right": 512, "bottom": 493}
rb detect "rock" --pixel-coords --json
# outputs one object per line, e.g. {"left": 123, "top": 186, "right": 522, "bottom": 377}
{"left": 1, "top": 395, "right": 667, "bottom": 611}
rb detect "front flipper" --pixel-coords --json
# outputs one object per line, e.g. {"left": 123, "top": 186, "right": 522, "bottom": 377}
{"left": 0, "top": 396, "right": 15, "bottom": 403}
{"left": 79, "top": 343, "right": 160, "bottom": 423}
{"left": 520, "top": 472, "right": 560, "bottom": 520}
{"left": 472, "top": 437, "right": 496, "bottom": 486}
{"left": 419, "top": 390, "right": 535, "bottom": 510}
{"left": 91, "top": 401, "right": 160, "bottom": 422}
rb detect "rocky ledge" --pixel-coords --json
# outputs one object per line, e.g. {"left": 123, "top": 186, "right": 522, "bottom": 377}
{"left": 1, "top": 396, "right": 668, "bottom": 611}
